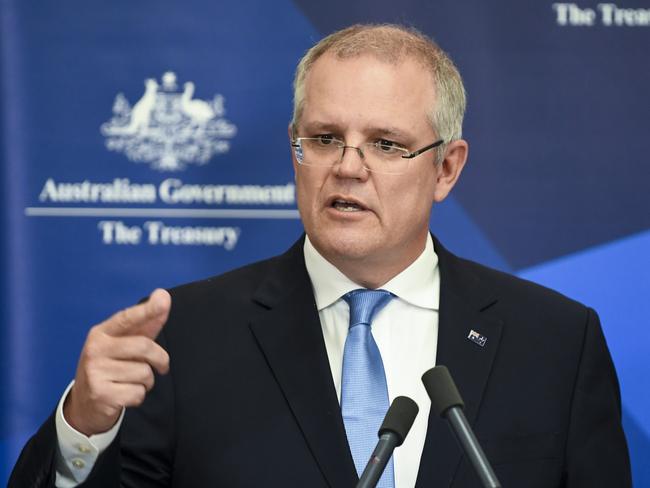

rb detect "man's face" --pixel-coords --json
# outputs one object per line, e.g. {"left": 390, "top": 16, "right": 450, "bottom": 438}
{"left": 292, "top": 53, "right": 464, "bottom": 285}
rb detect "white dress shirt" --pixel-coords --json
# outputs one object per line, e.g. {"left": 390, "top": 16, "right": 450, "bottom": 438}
{"left": 304, "top": 235, "right": 439, "bottom": 488}
{"left": 56, "top": 235, "right": 440, "bottom": 488}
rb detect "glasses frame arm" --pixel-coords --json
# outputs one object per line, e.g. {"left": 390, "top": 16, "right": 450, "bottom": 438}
{"left": 401, "top": 139, "right": 444, "bottom": 159}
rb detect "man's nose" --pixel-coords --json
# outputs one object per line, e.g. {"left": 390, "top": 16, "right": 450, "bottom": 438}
{"left": 335, "top": 145, "right": 369, "bottom": 179}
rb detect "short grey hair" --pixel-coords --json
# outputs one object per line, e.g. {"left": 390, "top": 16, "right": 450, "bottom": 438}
{"left": 291, "top": 24, "right": 467, "bottom": 161}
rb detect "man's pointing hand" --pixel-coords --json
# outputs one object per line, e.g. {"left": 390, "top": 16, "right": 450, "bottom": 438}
{"left": 64, "top": 289, "right": 171, "bottom": 436}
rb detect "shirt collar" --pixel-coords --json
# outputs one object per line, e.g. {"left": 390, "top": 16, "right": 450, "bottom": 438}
{"left": 303, "top": 234, "right": 439, "bottom": 311}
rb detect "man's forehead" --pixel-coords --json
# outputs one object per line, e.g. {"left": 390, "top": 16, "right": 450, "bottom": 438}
{"left": 303, "top": 52, "right": 435, "bottom": 107}
{"left": 298, "top": 53, "right": 435, "bottom": 134}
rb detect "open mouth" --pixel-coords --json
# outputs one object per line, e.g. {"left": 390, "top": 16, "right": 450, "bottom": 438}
{"left": 332, "top": 199, "right": 366, "bottom": 212}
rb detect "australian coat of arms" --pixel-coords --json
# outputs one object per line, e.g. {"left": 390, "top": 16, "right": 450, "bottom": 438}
{"left": 101, "top": 72, "right": 237, "bottom": 171}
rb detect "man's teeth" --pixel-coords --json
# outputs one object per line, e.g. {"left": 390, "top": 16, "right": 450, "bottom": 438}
{"left": 333, "top": 200, "right": 362, "bottom": 211}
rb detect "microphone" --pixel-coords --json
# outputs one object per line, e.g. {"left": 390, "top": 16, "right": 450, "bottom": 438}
{"left": 356, "top": 396, "right": 419, "bottom": 488}
{"left": 422, "top": 366, "right": 501, "bottom": 488}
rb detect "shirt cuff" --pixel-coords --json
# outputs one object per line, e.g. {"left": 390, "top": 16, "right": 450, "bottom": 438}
{"left": 54, "top": 380, "right": 125, "bottom": 485}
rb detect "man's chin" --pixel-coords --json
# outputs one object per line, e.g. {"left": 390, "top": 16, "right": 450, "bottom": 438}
{"left": 311, "top": 232, "right": 380, "bottom": 263}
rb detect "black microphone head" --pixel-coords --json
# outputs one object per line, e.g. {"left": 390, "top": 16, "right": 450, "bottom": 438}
{"left": 421, "top": 365, "right": 465, "bottom": 417}
{"left": 378, "top": 396, "right": 419, "bottom": 447}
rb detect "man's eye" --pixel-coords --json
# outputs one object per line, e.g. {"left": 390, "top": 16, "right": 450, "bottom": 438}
{"left": 316, "top": 135, "right": 336, "bottom": 145}
{"left": 376, "top": 139, "right": 402, "bottom": 152}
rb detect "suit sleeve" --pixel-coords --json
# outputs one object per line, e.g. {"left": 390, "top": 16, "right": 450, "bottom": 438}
{"left": 564, "top": 307, "right": 631, "bottom": 486}
{"left": 7, "top": 411, "right": 58, "bottom": 488}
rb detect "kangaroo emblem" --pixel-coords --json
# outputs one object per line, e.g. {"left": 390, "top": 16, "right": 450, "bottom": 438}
{"left": 104, "top": 79, "right": 158, "bottom": 135}
{"left": 101, "top": 72, "right": 237, "bottom": 171}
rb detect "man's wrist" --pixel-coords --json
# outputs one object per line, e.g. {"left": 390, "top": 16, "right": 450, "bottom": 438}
{"left": 55, "top": 381, "right": 124, "bottom": 484}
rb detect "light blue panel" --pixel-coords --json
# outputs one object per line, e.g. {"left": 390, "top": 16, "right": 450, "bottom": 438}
{"left": 518, "top": 229, "right": 650, "bottom": 485}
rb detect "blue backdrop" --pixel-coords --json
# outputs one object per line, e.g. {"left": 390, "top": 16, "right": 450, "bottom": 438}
{"left": 2, "top": 0, "right": 648, "bottom": 484}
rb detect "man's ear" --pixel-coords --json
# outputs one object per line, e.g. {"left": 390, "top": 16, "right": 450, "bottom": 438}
{"left": 432, "top": 139, "right": 468, "bottom": 203}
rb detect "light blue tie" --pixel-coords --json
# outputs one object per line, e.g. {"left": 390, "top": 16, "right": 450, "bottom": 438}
{"left": 341, "top": 289, "right": 395, "bottom": 487}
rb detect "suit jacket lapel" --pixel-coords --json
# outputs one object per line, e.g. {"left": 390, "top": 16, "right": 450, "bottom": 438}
{"left": 417, "top": 237, "right": 504, "bottom": 487}
{"left": 249, "top": 238, "right": 358, "bottom": 488}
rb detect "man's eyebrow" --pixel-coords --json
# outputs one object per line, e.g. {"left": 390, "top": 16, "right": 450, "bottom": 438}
{"left": 366, "top": 126, "right": 409, "bottom": 139}
{"left": 300, "top": 121, "right": 342, "bottom": 133}
{"left": 299, "top": 122, "right": 410, "bottom": 139}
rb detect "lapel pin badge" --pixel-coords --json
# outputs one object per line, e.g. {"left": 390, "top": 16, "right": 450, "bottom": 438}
{"left": 467, "top": 329, "right": 487, "bottom": 347}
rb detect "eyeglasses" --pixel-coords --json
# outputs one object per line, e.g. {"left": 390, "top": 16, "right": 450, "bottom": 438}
{"left": 291, "top": 136, "right": 445, "bottom": 175}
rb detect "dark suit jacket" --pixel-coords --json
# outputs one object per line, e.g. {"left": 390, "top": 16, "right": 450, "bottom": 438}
{"left": 10, "top": 236, "right": 631, "bottom": 487}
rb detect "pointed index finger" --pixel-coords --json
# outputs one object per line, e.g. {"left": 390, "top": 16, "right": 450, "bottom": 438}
{"left": 100, "top": 288, "right": 171, "bottom": 339}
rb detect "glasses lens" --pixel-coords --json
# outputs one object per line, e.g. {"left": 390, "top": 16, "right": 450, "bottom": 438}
{"left": 293, "top": 138, "right": 409, "bottom": 175}
{"left": 296, "top": 138, "right": 342, "bottom": 167}
{"left": 362, "top": 143, "right": 408, "bottom": 175}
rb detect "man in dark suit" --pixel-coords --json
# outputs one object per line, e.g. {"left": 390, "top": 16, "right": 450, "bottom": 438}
{"left": 10, "top": 24, "right": 630, "bottom": 487}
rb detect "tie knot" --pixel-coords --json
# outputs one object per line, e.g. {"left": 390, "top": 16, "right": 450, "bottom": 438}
{"left": 343, "top": 289, "right": 394, "bottom": 329}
